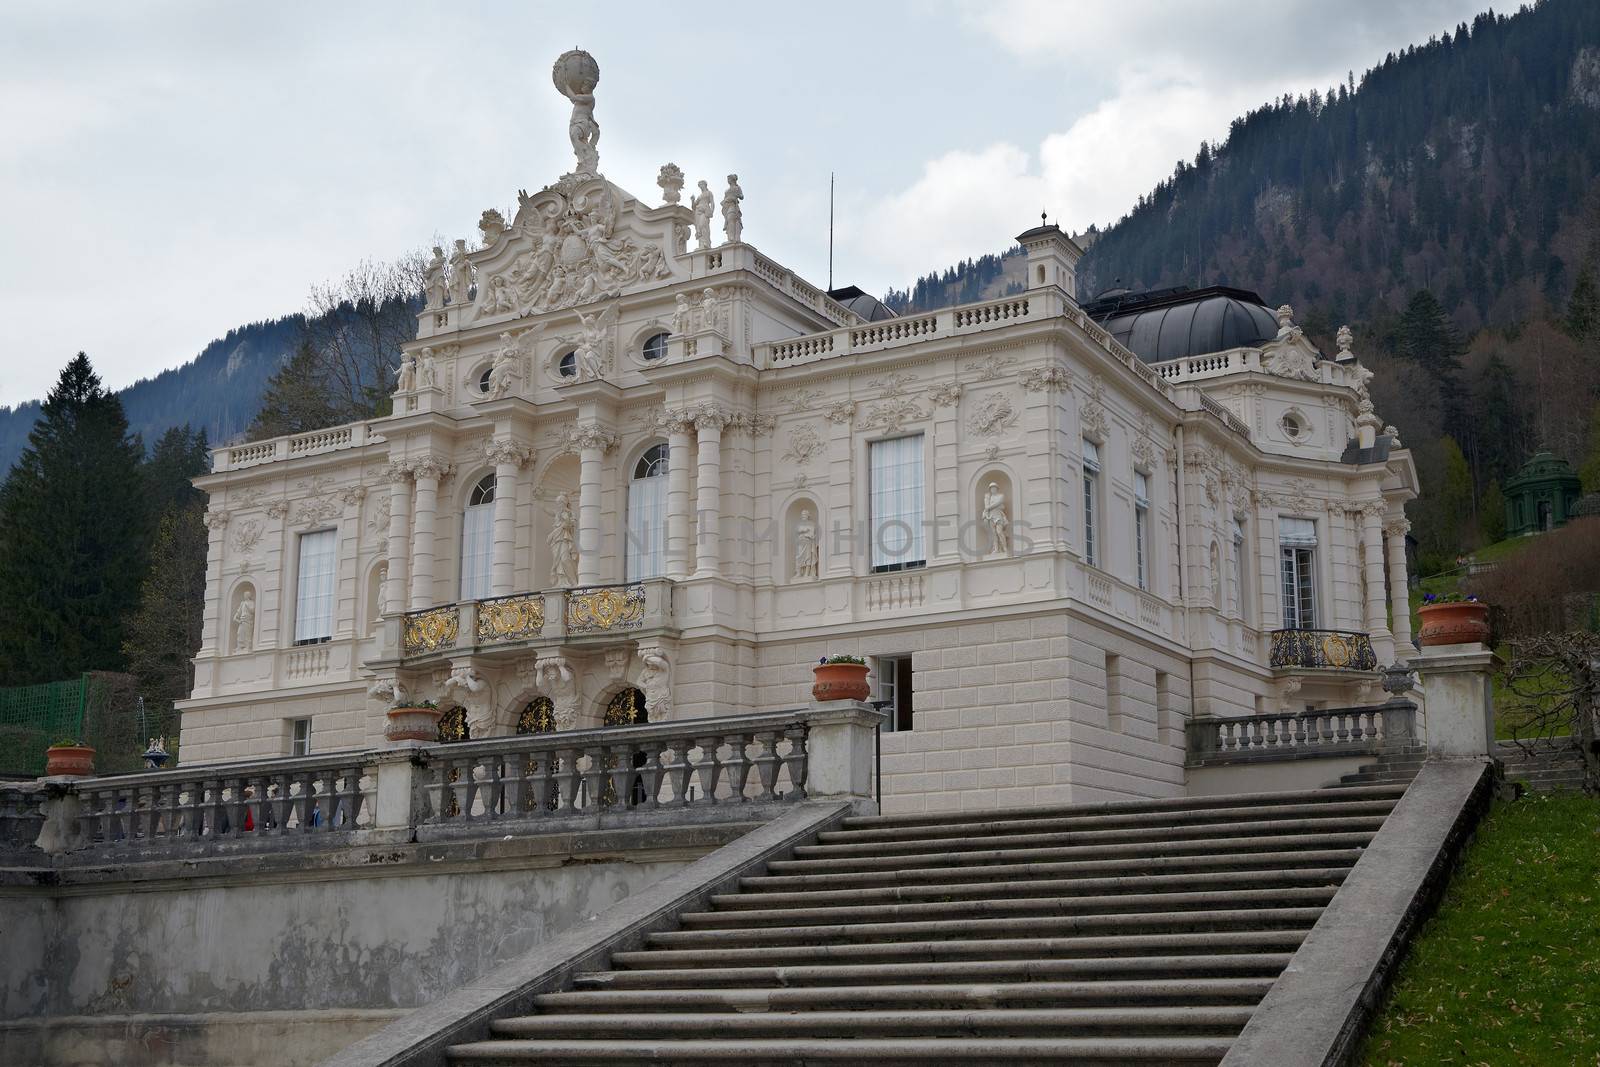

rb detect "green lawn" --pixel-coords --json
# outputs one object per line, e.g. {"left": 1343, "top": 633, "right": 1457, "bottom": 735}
{"left": 1361, "top": 793, "right": 1600, "bottom": 1066}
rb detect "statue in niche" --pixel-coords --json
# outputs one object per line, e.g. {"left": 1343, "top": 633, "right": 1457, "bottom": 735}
{"left": 721, "top": 174, "right": 744, "bottom": 244}
{"left": 672, "top": 293, "right": 692, "bottom": 335}
{"left": 552, "top": 49, "right": 601, "bottom": 176}
{"left": 794, "top": 509, "right": 819, "bottom": 580}
{"left": 690, "top": 180, "right": 714, "bottom": 250}
{"left": 232, "top": 592, "right": 256, "bottom": 652}
{"left": 395, "top": 355, "right": 416, "bottom": 393}
{"left": 548, "top": 492, "right": 578, "bottom": 587}
{"left": 982, "top": 483, "right": 1011, "bottom": 556}
{"left": 448, "top": 239, "right": 472, "bottom": 305}
{"left": 425, "top": 246, "right": 447, "bottom": 309}
{"left": 419, "top": 349, "right": 438, "bottom": 389}
{"left": 487, "top": 333, "right": 523, "bottom": 399}
{"left": 638, "top": 647, "right": 673, "bottom": 721}
{"left": 697, "top": 287, "right": 724, "bottom": 334}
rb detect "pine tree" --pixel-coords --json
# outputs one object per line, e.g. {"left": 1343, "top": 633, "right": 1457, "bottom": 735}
{"left": 1567, "top": 263, "right": 1600, "bottom": 342}
{"left": 142, "top": 425, "right": 210, "bottom": 518}
{"left": 121, "top": 502, "right": 207, "bottom": 725}
{"left": 249, "top": 341, "right": 346, "bottom": 439}
{"left": 1580, "top": 402, "right": 1600, "bottom": 492}
{"left": 0, "top": 354, "right": 150, "bottom": 686}
{"left": 1480, "top": 478, "right": 1508, "bottom": 544}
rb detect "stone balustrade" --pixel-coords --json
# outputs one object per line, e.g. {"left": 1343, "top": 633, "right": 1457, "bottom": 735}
{"left": 212, "top": 421, "right": 387, "bottom": 472}
{"left": 1187, "top": 701, "right": 1417, "bottom": 766}
{"left": 0, "top": 705, "right": 883, "bottom": 864}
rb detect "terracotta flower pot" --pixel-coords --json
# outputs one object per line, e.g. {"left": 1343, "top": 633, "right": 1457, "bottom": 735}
{"left": 1417, "top": 601, "right": 1490, "bottom": 647}
{"left": 812, "top": 662, "right": 871, "bottom": 703}
{"left": 45, "top": 745, "right": 95, "bottom": 778}
{"left": 385, "top": 705, "right": 442, "bottom": 743}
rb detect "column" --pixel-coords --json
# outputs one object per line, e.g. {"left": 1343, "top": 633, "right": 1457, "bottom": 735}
{"left": 1361, "top": 505, "right": 1395, "bottom": 664}
{"left": 694, "top": 408, "right": 726, "bottom": 579}
{"left": 664, "top": 412, "right": 694, "bottom": 580}
{"left": 1385, "top": 517, "right": 1413, "bottom": 659}
{"left": 384, "top": 464, "right": 412, "bottom": 615}
{"left": 485, "top": 440, "right": 529, "bottom": 596}
{"left": 573, "top": 424, "right": 615, "bottom": 586}
{"left": 199, "top": 509, "right": 231, "bottom": 655}
{"left": 409, "top": 457, "right": 447, "bottom": 610}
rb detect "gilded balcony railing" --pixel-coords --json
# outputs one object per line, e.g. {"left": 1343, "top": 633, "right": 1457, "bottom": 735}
{"left": 566, "top": 582, "right": 648, "bottom": 635}
{"left": 476, "top": 593, "right": 545, "bottom": 645}
{"left": 403, "top": 604, "right": 460, "bottom": 655}
{"left": 1269, "top": 628, "right": 1378, "bottom": 671}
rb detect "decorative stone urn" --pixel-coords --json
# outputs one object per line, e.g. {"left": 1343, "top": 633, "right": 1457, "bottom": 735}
{"left": 45, "top": 743, "right": 95, "bottom": 778}
{"left": 812, "top": 660, "right": 870, "bottom": 703}
{"left": 385, "top": 705, "right": 442, "bottom": 743}
{"left": 1417, "top": 601, "right": 1491, "bottom": 647}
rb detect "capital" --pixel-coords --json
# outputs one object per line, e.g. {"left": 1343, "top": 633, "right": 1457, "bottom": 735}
{"left": 203, "top": 509, "right": 231, "bottom": 531}
{"left": 655, "top": 407, "right": 697, "bottom": 436}
{"left": 384, "top": 460, "right": 414, "bottom": 484}
{"left": 483, "top": 438, "right": 535, "bottom": 468}
{"left": 410, "top": 455, "right": 453, "bottom": 482}
{"left": 569, "top": 423, "right": 618, "bottom": 454}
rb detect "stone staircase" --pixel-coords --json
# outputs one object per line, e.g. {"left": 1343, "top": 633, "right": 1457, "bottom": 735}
{"left": 1496, "top": 737, "right": 1588, "bottom": 792}
{"left": 1333, "top": 744, "right": 1429, "bottom": 788}
{"left": 444, "top": 784, "right": 1410, "bottom": 1065}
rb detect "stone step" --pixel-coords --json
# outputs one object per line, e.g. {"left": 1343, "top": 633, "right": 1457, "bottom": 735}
{"left": 803, "top": 802, "right": 1399, "bottom": 856}
{"left": 443, "top": 1035, "right": 1235, "bottom": 1064}
{"left": 747, "top": 843, "right": 1373, "bottom": 891}
{"left": 838, "top": 785, "right": 1407, "bottom": 831}
{"left": 572, "top": 953, "right": 1300, "bottom": 990}
{"left": 770, "top": 821, "right": 1387, "bottom": 875}
{"left": 645, "top": 909, "right": 1325, "bottom": 952}
{"left": 610, "top": 929, "right": 1310, "bottom": 970}
{"left": 681, "top": 886, "right": 1339, "bottom": 928}
{"left": 1337, "top": 771, "right": 1418, "bottom": 785}
{"left": 529, "top": 978, "right": 1279, "bottom": 1013}
{"left": 820, "top": 798, "right": 1399, "bottom": 846}
{"left": 486, "top": 1007, "right": 1256, "bottom": 1039}
{"left": 726, "top": 865, "right": 1356, "bottom": 907}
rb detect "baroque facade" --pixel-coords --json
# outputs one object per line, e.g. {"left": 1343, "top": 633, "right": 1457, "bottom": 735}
{"left": 180, "top": 50, "right": 1418, "bottom": 812}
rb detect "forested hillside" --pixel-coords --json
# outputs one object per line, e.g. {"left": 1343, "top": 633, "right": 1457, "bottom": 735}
{"left": 888, "top": 0, "right": 1600, "bottom": 571}
{"left": 0, "top": 315, "right": 300, "bottom": 473}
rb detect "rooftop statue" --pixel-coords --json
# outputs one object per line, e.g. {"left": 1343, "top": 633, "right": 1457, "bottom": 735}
{"left": 553, "top": 50, "right": 601, "bottom": 178}
{"left": 721, "top": 174, "right": 744, "bottom": 244}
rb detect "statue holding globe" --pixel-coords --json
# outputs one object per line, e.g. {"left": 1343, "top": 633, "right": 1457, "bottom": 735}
{"left": 552, "top": 49, "right": 601, "bottom": 177}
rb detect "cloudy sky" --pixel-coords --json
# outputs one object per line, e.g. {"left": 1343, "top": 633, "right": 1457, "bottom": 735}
{"left": 0, "top": 0, "right": 1488, "bottom": 407}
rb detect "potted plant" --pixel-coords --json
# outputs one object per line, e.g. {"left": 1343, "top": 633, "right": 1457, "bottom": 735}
{"left": 45, "top": 738, "right": 96, "bottom": 778}
{"left": 385, "top": 699, "right": 441, "bottom": 743}
{"left": 1417, "top": 592, "right": 1490, "bottom": 647}
{"left": 812, "top": 654, "right": 871, "bottom": 702}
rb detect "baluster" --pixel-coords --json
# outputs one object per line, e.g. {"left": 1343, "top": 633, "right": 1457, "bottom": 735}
{"left": 691, "top": 736, "right": 724, "bottom": 804}
{"left": 723, "top": 733, "right": 753, "bottom": 802}
{"left": 663, "top": 742, "right": 694, "bottom": 806}
{"left": 502, "top": 753, "right": 526, "bottom": 817}
{"left": 637, "top": 743, "right": 665, "bottom": 809}
{"left": 781, "top": 724, "right": 809, "bottom": 798}
{"left": 751, "top": 732, "right": 781, "bottom": 800}
{"left": 583, "top": 746, "right": 608, "bottom": 811}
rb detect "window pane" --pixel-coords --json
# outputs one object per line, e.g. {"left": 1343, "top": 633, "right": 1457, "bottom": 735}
{"left": 869, "top": 436, "right": 924, "bottom": 569}
{"left": 1135, "top": 504, "right": 1148, "bottom": 589}
{"left": 294, "top": 529, "right": 337, "bottom": 642}
{"left": 1083, "top": 471, "right": 1097, "bottom": 566}
{"left": 626, "top": 466, "right": 668, "bottom": 580}
{"left": 460, "top": 501, "right": 494, "bottom": 600}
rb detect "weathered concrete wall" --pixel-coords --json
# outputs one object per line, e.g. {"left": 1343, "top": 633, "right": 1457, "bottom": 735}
{"left": 1186, "top": 755, "right": 1369, "bottom": 795}
{"left": 0, "top": 823, "right": 746, "bottom": 1066}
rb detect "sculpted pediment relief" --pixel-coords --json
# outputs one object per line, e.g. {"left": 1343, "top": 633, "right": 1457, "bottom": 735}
{"left": 470, "top": 178, "right": 683, "bottom": 324}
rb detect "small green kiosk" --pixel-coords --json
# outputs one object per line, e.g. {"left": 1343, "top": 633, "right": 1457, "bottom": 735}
{"left": 1504, "top": 451, "right": 1583, "bottom": 536}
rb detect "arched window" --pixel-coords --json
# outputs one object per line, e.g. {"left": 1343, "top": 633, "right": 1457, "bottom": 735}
{"left": 460, "top": 474, "right": 495, "bottom": 601}
{"left": 626, "top": 444, "right": 668, "bottom": 580}
{"left": 557, "top": 351, "right": 577, "bottom": 378}
{"left": 642, "top": 332, "right": 670, "bottom": 362}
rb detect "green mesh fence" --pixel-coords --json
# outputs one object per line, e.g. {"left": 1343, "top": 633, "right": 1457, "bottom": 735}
{"left": 0, "top": 672, "right": 172, "bottom": 778}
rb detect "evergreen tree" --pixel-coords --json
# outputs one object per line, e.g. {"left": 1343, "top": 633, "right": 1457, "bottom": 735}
{"left": 1580, "top": 402, "right": 1600, "bottom": 492}
{"left": 1397, "top": 290, "right": 1468, "bottom": 439}
{"left": 1480, "top": 478, "right": 1507, "bottom": 544}
{"left": 121, "top": 502, "right": 207, "bottom": 725}
{"left": 142, "top": 424, "right": 210, "bottom": 518}
{"left": 249, "top": 341, "right": 347, "bottom": 439}
{"left": 0, "top": 354, "right": 149, "bottom": 686}
{"left": 1565, "top": 262, "right": 1600, "bottom": 342}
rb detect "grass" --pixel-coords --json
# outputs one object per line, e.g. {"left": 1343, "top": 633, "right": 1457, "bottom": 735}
{"left": 1361, "top": 793, "right": 1600, "bottom": 1066}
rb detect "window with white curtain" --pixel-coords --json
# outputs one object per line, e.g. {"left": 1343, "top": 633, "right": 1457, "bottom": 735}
{"left": 1133, "top": 470, "right": 1150, "bottom": 590}
{"left": 293, "top": 529, "right": 337, "bottom": 644}
{"left": 869, "top": 435, "right": 925, "bottom": 571}
{"left": 1082, "top": 440, "right": 1101, "bottom": 568}
{"left": 1279, "top": 517, "right": 1318, "bottom": 629}
{"left": 627, "top": 444, "right": 669, "bottom": 580}
{"left": 460, "top": 474, "right": 496, "bottom": 601}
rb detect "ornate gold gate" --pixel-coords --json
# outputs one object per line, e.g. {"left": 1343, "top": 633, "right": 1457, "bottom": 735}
{"left": 602, "top": 687, "right": 648, "bottom": 806}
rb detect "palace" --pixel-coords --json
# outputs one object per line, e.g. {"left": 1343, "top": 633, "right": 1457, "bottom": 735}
{"left": 179, "top": 50, "right": 1417, "bottom": 812}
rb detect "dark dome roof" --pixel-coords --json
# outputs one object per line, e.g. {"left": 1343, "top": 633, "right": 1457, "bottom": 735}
{"left": 1084, "top": 285, "right": 1280, "bottom": 364}
{"left": 827, "top": 285, "right": 897, "bottom": 322}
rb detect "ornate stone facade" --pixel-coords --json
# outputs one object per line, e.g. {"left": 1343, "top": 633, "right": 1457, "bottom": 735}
{"left": 181, "top": 50, "right": 1418, "bottom": 814}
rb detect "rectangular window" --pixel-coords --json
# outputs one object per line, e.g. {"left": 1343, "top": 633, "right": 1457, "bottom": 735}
{"left": 293, "top": 529, "right": 337, "bottom": 644}
{"left": 873, "top": 654, "right": 915, "bottom": 732}
{"left": 1232, "top": 517, "right": 1249, "bottom": 620}
{"left": 1133, "top": 470, "right": 1150, "bottom": 590}
{"left": 290, "top": 718, "right": 311, "bottom": 756}
{"left": 460, "top": 501, "right": 494, "bottom": 601}
{"left": 869, "top": 435, "right": 925, "bottom": 572}
{"left": 626, "top": 470, "right": 668, "bottom": 580}
{"left": 1082, "top": 440, "right": 1100, "bottom": 567}
{"left": 1279, "top": 518, "right": 1317, "bottom": 629}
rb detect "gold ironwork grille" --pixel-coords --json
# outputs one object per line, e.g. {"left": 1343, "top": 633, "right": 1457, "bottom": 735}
{"left": 403, "top": 606, "right": 460, "bottom": 656}
{"left": 567, "top": 584, "right": 647, "bottom": 635}
{"left": 477, "top": 594, "right": 545, "bottom": 645}
{"left": 602, "top": 687, "right": 648, "bottom": 806}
